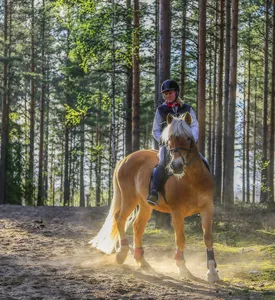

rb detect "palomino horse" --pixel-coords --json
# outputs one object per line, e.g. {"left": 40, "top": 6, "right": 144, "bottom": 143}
{"left": 90, "top": 113, "right": 219, "bottom": 282}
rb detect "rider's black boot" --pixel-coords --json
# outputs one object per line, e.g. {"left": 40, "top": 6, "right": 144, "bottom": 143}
{"left": 147, "top": 190, "right": 159, "bottom": 206}
{"left": 147, "top": 164, "right": 166, "bottom": 206}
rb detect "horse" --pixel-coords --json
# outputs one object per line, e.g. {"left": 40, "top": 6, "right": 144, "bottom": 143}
{"left": 89, "top": 112, "right": 220, "bottom": 282}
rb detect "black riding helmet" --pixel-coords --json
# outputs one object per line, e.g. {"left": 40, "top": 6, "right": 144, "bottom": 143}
{"left": 161, "top": 79, "right": 180, "bottom": 99}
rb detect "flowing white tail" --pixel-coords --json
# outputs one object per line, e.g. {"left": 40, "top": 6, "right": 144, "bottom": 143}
{"left": 89, "top": 160, "right": 136, "bottom": 254}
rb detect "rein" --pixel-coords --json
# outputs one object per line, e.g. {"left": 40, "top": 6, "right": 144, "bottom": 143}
{"left": 168, "top": 139, "right": 200, "bottom": 166}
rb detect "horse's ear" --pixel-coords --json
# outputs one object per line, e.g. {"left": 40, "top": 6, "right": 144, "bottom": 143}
{"left": 167, "top": 113, "right": 173, "bottom": 124}
{"left": 183, "top": 112, "right": 193, "bottom": 126}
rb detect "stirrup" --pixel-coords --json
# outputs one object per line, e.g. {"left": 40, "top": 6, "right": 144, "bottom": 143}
{"left": 147, "top": 190, "right": 159, "bottom": 206}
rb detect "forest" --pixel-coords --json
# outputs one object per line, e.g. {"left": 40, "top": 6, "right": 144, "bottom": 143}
{"left": 0, "top": 0, "right": 274, "bottom": 209}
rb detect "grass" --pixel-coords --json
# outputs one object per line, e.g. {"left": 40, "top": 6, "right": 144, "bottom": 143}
{"left": 210, "top": 219, "right": 275, "bottom": 294}
{"left": 141, "top": 207, "right": 275, "bottom": 297}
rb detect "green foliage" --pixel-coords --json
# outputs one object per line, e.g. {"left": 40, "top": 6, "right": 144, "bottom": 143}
{"left": 259, "top": 160, "right": 270, "bottom": 172}
{"left": 64, "top": 2, "right": 132, "bottom": 72}
{"left": 65, "top": 98, "right": 88, "bottom": 126}
{"left": 2, "top": 0, "right": 273, "bottom": 207}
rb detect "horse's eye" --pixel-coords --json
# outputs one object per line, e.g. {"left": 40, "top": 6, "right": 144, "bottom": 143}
{"left": 187, "top": 137, "right": 190, "bottom": 141}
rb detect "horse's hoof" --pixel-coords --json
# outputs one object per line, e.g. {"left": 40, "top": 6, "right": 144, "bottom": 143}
{"left": 207, "top": 270, "right": 220, "bottom": 282}
{"left": 177, "top": 261, "right": 194, "bottom": 279}
{"left": 136, "top": 258, "right": 156, "bottom": 274}
{"left": 178, "top": 268, "right": 194, "bottom": 279}
{"left": 137, "top": 258, "right": 152, "bottom": 270}
{"left": 116, "top": 246, "right": 129, "bottom": 264}
{"left": 207, "top": 260, "right": 220, "bottom": 282}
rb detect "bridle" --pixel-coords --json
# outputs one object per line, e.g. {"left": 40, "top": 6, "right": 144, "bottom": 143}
{"left": 168, "top": 138, "right": 200, "bottom": 166}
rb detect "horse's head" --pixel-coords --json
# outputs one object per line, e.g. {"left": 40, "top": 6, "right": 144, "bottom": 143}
{"left": 161, "top": 112, "right": 197, "bottom": 177}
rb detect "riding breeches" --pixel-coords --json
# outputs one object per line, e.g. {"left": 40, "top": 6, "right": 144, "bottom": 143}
{"left": 151, "top": 146, "right": 169, "bottom": 192}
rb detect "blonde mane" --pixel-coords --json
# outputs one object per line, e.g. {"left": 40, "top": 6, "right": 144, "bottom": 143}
{"left": 161, "top": 117, "right": 194, "bottom": 144}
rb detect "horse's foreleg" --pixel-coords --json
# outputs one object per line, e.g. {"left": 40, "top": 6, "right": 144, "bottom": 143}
{"left": 171, "top": 211, "right": 193, "bottom": 279}
{"left": 133, "top": 204, "right": 153, "bottom": 270}
{"left": 201, "top": 207, "right": 220, "bottom": 282}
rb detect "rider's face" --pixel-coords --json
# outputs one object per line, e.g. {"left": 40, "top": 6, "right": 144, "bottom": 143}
{"left": 163, "top": 90, "right": 177, "bottom": 103}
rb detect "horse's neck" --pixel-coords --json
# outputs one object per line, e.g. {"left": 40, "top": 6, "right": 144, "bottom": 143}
{"left": 186, "top": 153, "right": 207, "bottom": 175}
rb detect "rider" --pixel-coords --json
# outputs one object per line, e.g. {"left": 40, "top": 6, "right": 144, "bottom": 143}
{"left": 147, "top": 79, "right": 199, "bottom": 206}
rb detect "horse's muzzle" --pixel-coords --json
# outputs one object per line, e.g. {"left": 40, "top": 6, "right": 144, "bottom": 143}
{"left": 170, "top": 159, "right": 184, "bottom": 174}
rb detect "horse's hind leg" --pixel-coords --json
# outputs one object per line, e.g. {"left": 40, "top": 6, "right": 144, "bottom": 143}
{"left": 115, "top": 195, "right": 138, "bottom": 265}
{"left": 133, "top": 204, "right": 153, "bottom": 270}
{"left": 201, "top": 206, "right": 220, "bottom": 282}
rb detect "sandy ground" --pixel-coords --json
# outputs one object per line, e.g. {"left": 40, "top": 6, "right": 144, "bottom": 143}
{"left": 0, "top": 205, "right": 266, "bottom": 300}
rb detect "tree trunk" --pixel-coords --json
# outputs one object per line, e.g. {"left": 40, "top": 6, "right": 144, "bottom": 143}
{"left": 154, "top": 0, "right": 160, "bottom": 150}
{"left": 0, "top": 0, "right": 9, "bottom": 205}
{"left": 268, "top": 0, "right": 275, "bottom": 203}
{"left": 214, "top": 0, "right": 224, "bottom": 204}
{"left": 63, "top": 27, "right": 71, "bottom": 206}
{"left": 89, "top": 132, "right": 94, "bottom": 206}
{"left": 111, "top": 0, "right": 117, "bottom": 178}
{"left": 63, "top": 125, "right": 70, "bottom": 206}
{"left": 223, "top": 0, "right": 238, "bottom": 207}
{"left": 38, "top": 0, "right": 46, "bottom": 206}
{"left": 95, "top": 157, "right": 101, "bottom": 207}
{"left": 70, "top": 129, "right": 76, "bottom": 206}
{"left": 252, "top": 79, "right": 258, "bottom": 204}
{"left": 96, "top": 96, "right": 102, "bottom": 207}
{"left": 80, "top": 121, "right": 85, "bottom": 207}
{"left": 44, "top": 80, "right": 50, "bottom": 202}
{"left": 108, "top": 132, "right": 112, "bottom": 206}
{"left": 50, "top": 142, "right": 54, "bottom": 206}
{"left": 27, "top": 0, "right": 36, "bottom": 205}
{"left": 242, "top": 81, "right": 246, "bottom": 202}
{"left": 132, "top": 0, "right": 140, "bottom": 152}
{"left": 246, "top": 27, "right": 251, "bottom": 203}
{"left": 260, "top": 0, "right": 269, "bottom": 203}
{"left": 159, "top": 0, "right": 171, "bottom": 85}
{"left": 211, "top": 0, "right": 218, "bottom": 172}
{"left": 222, "top": 0, "right": 231, "bottom": 202}
{"left": 180, "top": 0, "right": 187, "bottom": 100}
{"left": 207, "top": 44, "right": 212, "bottom": 168}
{"left": 198, "top": 0, "right": 207, "bottom": 155}
{"left": 125, "top": 72, "right": 133, "bottom": 155}
{"left": 155, "top": 0, "right": 171, "bottom": 229}
{"left": 125, "top": 0, "right": 132, "bottom": 156}
{"left": 59, "top": 140, "right": 64, "bottom": 205}
{"left": 6, "top": 0, "right": 12, "bottom": 203}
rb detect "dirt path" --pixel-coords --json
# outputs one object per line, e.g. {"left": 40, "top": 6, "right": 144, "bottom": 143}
{"left": 0, "top": 205, "right": 265, "bottom": 299}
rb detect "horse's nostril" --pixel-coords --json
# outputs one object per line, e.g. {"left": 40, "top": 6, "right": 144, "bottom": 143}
{"left": 171, "top": 161, "right": 183, "bottom": 174}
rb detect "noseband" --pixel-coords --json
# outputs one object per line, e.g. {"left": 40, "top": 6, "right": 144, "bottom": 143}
{"left": 168, "top": 138, "right": 200, "bottom": 166}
